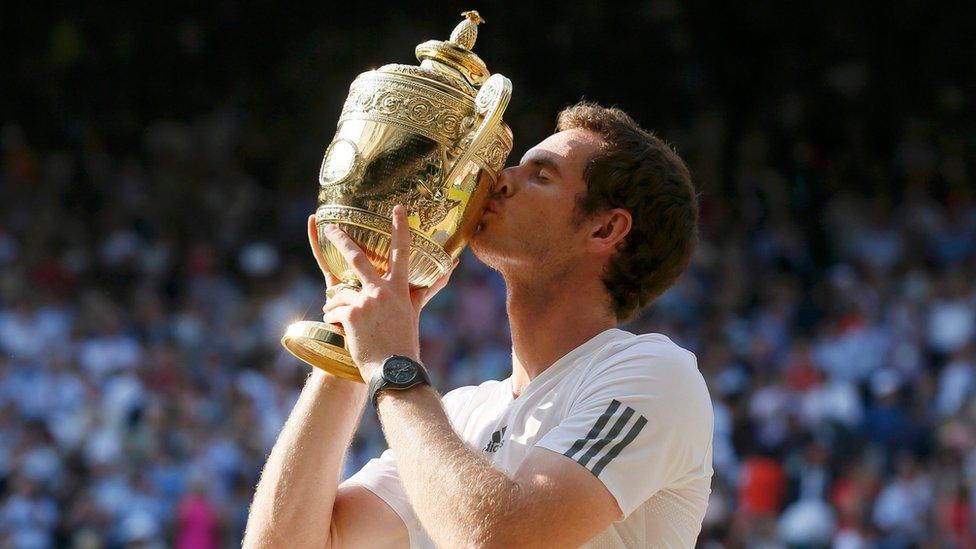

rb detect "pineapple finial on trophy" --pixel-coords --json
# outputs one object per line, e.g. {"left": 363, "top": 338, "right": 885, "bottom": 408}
{"left": 450, "top": 10, "right": 485, "bottom": 50}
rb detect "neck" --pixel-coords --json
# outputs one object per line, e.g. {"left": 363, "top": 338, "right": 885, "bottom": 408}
{"left": 504, "top": 268, "right": 618, "bottom": 396}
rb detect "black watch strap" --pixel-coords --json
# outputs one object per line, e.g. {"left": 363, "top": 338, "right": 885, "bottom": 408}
{"left": 368, "top": 355, "right": 431, "bottom": 408}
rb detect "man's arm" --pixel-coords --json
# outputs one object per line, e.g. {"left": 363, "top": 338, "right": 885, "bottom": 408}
{"left": 375, "top": 386, "right": 622, "bottom": 548}
{"left": 243, "top": 214, "right": 410, "bottom": 548}
{"left": 243, "top": 369, "right": 409, "bottom": 548}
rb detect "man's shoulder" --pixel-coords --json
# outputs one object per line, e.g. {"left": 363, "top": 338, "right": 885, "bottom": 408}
{"left": 581, "top": 331, "right": 713, "bottom": 442}
{"left": 442, "top": 377, "right": 504, "bottom": 398}
{"left": 441, "top": 378, "right": 506, "bottom": 415}
{"left": 590, "top": 330, "right": 700, "bottom": 378}
{"left": 579, "top": 331, "right": 710, "bottom": 416}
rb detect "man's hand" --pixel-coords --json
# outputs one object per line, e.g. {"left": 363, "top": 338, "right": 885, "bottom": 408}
{"left": 314, "top": 205, "right": 455, "bottom": 380}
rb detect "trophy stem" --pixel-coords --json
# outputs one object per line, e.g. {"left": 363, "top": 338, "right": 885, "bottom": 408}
{"left": 281, "top": 320, "right": 363, "bottom": 383}
{"left": 282, "top": 278, "right": 366, "bottom": 382}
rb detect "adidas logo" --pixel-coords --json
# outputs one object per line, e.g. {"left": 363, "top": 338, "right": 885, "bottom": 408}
{"left": 483, "top": 426, "right": 507, "bottom": 453}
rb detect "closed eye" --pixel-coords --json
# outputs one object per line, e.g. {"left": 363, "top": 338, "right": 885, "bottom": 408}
{"left": 519, "top": 152, "right": 563, "bottom": 182}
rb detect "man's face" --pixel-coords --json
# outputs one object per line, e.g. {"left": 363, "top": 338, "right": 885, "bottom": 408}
{"left": 470, "top": 128, "right": 603, "bottom": 275}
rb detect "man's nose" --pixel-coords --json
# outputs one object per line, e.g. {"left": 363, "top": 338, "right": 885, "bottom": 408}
{"left": 492, "top": 166, "right": 518, "bottom": 198}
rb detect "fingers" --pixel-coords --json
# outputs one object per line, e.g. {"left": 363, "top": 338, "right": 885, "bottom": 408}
{"left": 321, "top": 288, "right": 358, "bottom": 336}
{"left": 428, "top": 258, "right": 459, "bottom": 297}
{"left": 388, "top": 205, "right": 410, "bottom": 287}
{"left": 308, "top": 215, "right": 343, "bottom": 288}
{"left": 411, "top": 258, "right": 459, "bottom": 310}
{"left": 322, "top": 286, "right": 360, "bottom": 314}
{"left": 321, "top": 224, "right": 381, "bottom": 286}
{"left": 308, "top": 214, "right": 329, "bottom": 276}
{"left": 322, "top": 305, "right": 354, "bottom": 327}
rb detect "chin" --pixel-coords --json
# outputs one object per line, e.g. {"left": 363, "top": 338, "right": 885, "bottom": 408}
{"left": 469, "top": 231, "right": 506, "bottom": 271}
{"left": 471, "top": 217, "right": 534, "bottom": 269}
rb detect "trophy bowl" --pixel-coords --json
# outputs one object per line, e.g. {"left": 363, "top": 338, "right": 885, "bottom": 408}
{"left": 282, "top": 11, "right": 513, "bottom": 382}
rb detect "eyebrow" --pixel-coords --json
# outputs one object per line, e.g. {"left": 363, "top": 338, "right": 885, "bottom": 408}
{"left": 519, "top": 151, "right": 563, "bottom": 176}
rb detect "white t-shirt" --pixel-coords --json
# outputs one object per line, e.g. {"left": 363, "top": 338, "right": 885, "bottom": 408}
{"left": 345, "top": 328, "right": 714, "bottom": 548}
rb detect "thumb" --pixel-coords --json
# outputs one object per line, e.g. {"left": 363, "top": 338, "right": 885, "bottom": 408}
{"left": 308, "top": 214, "right": 341, "bottom": 288}
{"left": 411, "top": 258, "right": 459, "bottom": 310}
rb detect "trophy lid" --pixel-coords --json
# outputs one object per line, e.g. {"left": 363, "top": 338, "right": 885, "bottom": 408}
{"left": 415, "top": 11, "right": 491, "bottom": 87}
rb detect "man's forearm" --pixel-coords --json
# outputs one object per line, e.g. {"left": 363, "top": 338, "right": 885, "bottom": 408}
{"left": 377, "top": 386, "right": 523, "bottom": 548}
{"left": 244, "top": 369, "right": 367, "bottom": 548}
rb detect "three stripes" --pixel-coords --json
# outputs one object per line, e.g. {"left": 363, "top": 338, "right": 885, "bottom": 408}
{"left": 564, "top": 399, "right": 648, "bottom": 477}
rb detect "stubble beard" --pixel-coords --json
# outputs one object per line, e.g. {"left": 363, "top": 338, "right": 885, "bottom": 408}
{"left": 469, "top": 228, "right": 506, "bottom": 273}
{"left": 470, "top": 223, "right": 565, "bottom": 284}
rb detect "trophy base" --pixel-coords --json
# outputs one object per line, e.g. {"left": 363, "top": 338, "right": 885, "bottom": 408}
{"left": 281, "top": 321, "right": 364, "bottom": 383}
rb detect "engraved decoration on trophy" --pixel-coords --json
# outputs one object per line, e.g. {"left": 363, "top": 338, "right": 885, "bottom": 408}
{"left": 282, "top": 11, "right": 513, "bottom": 382}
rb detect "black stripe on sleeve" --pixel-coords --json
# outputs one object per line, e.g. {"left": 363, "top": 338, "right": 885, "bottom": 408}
{"left": 577, "top": 407, "right": 635, "bottom": 467}
{"left": 563, "top": 399, "right": 621, "bottom": 460}
{"left": 590, "top": 414, "right": 648, "bottom": 477}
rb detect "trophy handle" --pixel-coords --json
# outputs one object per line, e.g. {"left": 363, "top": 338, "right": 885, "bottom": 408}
{"left": 442, "top": 74, "right": 512, "bottom": 187}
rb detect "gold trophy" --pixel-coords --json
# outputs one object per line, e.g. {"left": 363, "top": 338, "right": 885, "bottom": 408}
{"left": 281, "top": 11, "right": 513, "bottom": 382}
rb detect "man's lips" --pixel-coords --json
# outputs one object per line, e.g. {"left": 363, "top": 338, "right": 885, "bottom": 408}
{"left": 475, "top": 200, "right": 498, "bottom": 235}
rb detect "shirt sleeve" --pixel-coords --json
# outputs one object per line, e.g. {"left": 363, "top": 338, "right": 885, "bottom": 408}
{"left": 342, "top": 448, "right": 431, "bottom": 547}
{"left": 534, "top": 340, "right": 713, "bottom": 517}
{"left": 340, "top": 384, "right": 478, "bottom": 547}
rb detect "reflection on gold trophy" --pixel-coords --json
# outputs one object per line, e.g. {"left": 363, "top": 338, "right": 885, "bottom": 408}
{"left": 282, "top": 11, "right": 513, "bottom": 382}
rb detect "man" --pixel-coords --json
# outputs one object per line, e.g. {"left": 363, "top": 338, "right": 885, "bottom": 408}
{"left": 244, "top": 102, "right": 712, "bottom": 547}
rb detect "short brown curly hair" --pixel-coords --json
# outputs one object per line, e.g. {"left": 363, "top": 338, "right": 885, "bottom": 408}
{"left": 557, "top": 102, "right": 699, "bottom": 322}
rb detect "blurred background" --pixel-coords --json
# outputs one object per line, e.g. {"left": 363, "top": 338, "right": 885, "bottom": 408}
{"left": 2, "top": 1, "right": 975, "bottom": 547}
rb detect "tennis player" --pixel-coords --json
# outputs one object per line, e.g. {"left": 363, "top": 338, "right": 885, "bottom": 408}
{"left": 245, "top": 102, "right": 712, "bottom": 548}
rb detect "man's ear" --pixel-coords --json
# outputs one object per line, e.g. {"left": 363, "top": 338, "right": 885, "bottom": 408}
{"left": 587, "top": 208, "right": 632, "bottom": 253}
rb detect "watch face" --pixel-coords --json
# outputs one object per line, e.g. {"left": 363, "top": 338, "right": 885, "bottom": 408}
{"left": 386, "top": 358, "right": 418, "bottom": 385}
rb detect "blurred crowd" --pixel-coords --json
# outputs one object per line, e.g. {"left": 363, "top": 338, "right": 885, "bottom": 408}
{"left": 2, "top": 2, "right": 974, "bottom": 547}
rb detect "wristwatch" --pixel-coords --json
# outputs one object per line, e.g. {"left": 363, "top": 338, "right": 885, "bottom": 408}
{"left": 368, "top": 355, "right": 431, "bottom": 408}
